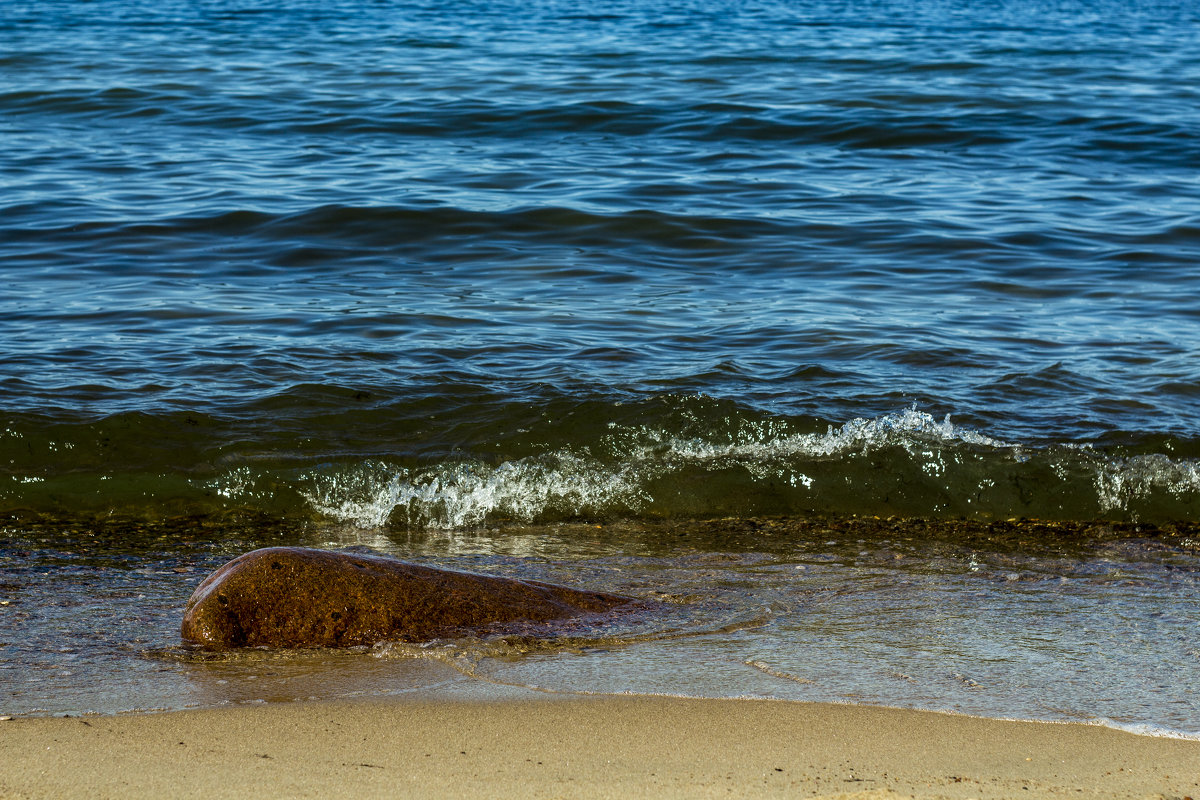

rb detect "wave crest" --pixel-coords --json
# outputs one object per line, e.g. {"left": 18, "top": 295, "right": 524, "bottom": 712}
{"left": 290, "top": 410, "right": 1022, "bottom": 528}
{"left": 299, "top": 453, "right": 648, "bottom": 529}
{"left": 191, "top": 408, "right": 1200, "bottom": 529}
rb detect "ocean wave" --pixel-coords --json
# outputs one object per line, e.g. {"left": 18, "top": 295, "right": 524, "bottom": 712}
{"left": 255, "top": 409, "right": 1200, "bottom": 529}
{"left": 7, "top": 404, "right": 1200, "bottom": 526}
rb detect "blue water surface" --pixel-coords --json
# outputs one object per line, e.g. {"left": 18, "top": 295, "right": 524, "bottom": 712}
{"left": 4, "top": 0, "right": 1200, "bottom": 520}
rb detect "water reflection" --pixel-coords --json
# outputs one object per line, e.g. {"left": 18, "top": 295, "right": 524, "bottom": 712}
{"left": 2, "top": 514, "right": 1197, "bottom": 736}
{"left": 178, "top": 651, "right": 467, "bottom": 708}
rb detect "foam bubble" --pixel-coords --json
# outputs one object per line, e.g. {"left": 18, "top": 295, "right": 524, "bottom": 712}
{"left": 1092, "top": 453, "right": 1200, "bottom": 513}
{"left": 1087, "top": 718, "right": 1200, "bottom": 741}
{"left": 644, "top": 407, "right": 1011, "bottom": 465}
{"left": 300, "top": 452, "right": 648, "bottom": 529}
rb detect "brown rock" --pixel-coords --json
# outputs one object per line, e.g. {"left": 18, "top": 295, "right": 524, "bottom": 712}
{"left": 181, "top": 546, "right": 635, "bottom": 650}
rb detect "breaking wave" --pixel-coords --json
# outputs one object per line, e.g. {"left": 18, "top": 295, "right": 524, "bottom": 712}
{"left": 271, "top": 409, "right": 1200, "bottom": 529}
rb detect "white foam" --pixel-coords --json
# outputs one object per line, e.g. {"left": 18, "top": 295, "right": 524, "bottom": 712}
{"left": 299, "top": 452, "right": 648, "bottom": 529}
{"left": 640, "top": 407, "right": 1011, "bottom": 466}
{"left": 1086, "top": 717, "right": 1200, "bottom": 741}
{"left": 294, "top": 409, "right": 1017, "bottom": 528}
{"left": 1091, "top": 453, "right": 1200, "bottom": 513}
{"left": 271, "top": 407, "right": 1200, "bottom": 527}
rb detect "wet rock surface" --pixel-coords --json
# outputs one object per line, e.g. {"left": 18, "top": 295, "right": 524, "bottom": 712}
{"left": 181, "top": 546, "right": 636, "bottom": 650}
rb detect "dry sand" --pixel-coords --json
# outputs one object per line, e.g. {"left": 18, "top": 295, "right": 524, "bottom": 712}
{"left": 2, "top": 694, "right": 1197, "bottom": 799}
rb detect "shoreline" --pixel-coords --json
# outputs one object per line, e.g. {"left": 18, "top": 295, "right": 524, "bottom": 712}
{"left": 3, "top": 692, "right": 1197, "bottom": 799}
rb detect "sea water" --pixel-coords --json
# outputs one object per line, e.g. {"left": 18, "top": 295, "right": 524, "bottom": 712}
{"left": 2, "top": 0, "right": 1199, "bottom": 735}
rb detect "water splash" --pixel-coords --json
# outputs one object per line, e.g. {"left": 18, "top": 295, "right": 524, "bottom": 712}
{"left": 198, "top": 408, "right": 1200, "bottom": 528}
{"left": 1091, "top": 454, "right": 1200, "bottom": 513}
{"left": 299, "top": 453, "right": 649, "bottom": 529}
{"left": 291, "top": 410, "right": 1021, "bottom": 528}
{"left": 645, "top": 407, "right": 1011, "bottom": 462}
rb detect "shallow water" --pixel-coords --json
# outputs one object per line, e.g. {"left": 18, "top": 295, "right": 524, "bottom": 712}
{"left": 2, "top": 514, "right": 1197, "bottom": 738}
{"left": 3, "top": 0, "right": 1200, "bottom": 732}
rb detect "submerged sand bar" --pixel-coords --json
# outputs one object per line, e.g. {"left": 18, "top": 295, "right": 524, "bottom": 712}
{"left": 2, "top": 694, "right": 1197, "bottom": 799}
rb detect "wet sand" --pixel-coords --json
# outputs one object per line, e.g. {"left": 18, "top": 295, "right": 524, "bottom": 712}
{"left": 2, "top": 694, "right": 1197, "bottom": 799}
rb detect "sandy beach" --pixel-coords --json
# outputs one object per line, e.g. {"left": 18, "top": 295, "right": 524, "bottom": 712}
{"left": 2, "top": 694, "right": 1196, "bottom": 799}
